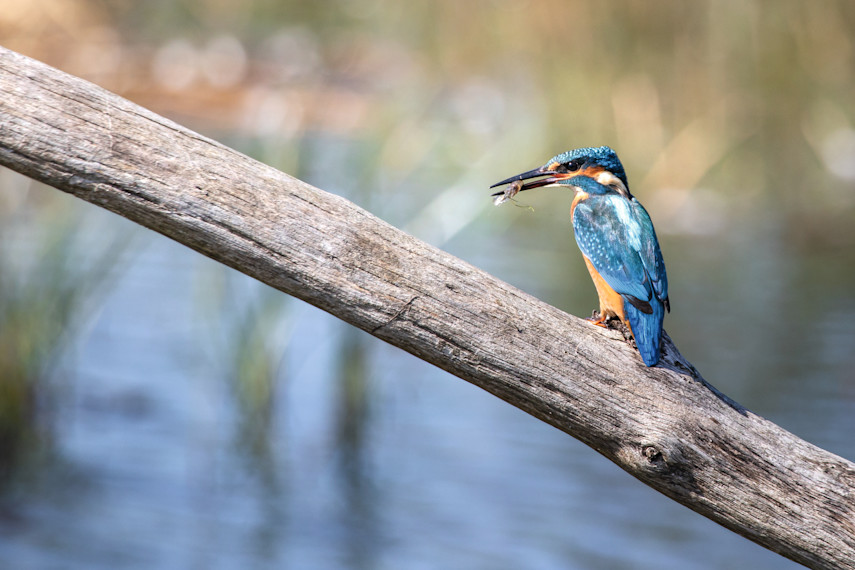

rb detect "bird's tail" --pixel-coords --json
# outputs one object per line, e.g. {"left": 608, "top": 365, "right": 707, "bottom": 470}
{"left": 623, "top": 298, "right": 665, "bottom": 366}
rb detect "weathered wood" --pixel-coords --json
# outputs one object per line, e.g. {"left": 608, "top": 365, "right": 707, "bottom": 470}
{"left": 0, "top": 46, "right": 853, "bottom": 568}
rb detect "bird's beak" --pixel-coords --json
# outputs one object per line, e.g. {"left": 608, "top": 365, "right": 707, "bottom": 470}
{"left": 489, "top": 165, "right": 570, "bottom": 195}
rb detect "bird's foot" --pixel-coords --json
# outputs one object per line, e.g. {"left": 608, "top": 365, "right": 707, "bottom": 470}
{"left": 586, "top": 311, "right": 611, "bottom": 328}
{"left": 587, "top": 311, "right": 634, "bottom": 342}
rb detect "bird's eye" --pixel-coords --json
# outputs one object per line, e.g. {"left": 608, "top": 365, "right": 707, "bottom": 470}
{"left": 565, "top": 160, "right": 582, "bottom": 172}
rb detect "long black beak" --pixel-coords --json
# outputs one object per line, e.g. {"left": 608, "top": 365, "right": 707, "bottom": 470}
{"left": 489, "top": 166, "right": 567, "bottom": 196}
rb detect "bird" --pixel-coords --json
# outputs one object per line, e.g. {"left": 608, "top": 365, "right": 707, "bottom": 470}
{"left": 490, "top": 146, "right": 669, "bottom": 366}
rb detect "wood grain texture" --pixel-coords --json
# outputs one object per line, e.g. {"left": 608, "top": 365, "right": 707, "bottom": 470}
{"left": 1, "top": 46, "right": 853, "bottom": 568}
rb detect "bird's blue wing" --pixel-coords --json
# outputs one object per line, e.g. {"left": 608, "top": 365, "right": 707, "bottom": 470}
{"left": 572, "top": 195, "right": 655, "bottom": 304}
{"left": 629, "top": 199, "right": 669, "bottom": 308}
{"left": 573, "top": 194, "right": 669, "bottom": 366}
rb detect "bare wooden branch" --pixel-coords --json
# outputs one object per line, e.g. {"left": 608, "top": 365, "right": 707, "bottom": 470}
{"left": 1, "top": 46, "right": 853, "bottom": 569}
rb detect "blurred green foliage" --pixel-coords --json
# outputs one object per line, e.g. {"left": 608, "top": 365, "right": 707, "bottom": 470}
{"left": 2, "top": 0, "right": 850, "bottom": 233}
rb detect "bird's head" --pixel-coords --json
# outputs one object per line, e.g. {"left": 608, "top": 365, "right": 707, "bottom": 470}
{"left": 490, "top": 146, "right": 631, "bottom": 200}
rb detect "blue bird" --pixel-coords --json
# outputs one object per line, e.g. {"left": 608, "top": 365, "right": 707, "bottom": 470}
{"left": 491, "top": 146, "right": 669, "bottom": 366}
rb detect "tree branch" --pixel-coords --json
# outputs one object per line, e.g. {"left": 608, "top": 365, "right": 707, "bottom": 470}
{"left": 1, "top": 46, "right": 853, "bottom": 569}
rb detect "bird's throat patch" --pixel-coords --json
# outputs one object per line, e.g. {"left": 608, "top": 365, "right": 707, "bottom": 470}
{"left": 570, "top": 191, "right": 590, "bottom": 218}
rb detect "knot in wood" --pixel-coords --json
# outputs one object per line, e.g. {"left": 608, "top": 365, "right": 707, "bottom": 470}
{"left": 634, "top": 439, "right": 698, "bottom": 493}
{"left": 642, "top": 444, "right": 663, "bottom": 464}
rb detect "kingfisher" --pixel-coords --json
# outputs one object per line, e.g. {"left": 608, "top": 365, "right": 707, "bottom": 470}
{"left": 490, "top": 146, "right": 669, "bottom": 366}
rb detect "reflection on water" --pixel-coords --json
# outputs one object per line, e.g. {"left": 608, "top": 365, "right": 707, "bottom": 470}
{"left": 2, "top": 183, "right": 852, "bottom": 569}
{"left": 1, "top": 0, "right": 855, "bottom": 568}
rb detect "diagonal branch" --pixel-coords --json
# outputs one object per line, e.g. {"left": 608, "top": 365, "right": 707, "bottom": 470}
{"left": 0, "top": 46, "right": 853, "bottom": 569}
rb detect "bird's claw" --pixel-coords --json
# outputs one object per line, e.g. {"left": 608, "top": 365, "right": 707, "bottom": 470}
{"left": 586, "top": 311, "right": 610, "bottom": 328}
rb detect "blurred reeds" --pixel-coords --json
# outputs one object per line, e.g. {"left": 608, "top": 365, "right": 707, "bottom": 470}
{"left": 0, "top": 172, "right": 128, "bottom": 484}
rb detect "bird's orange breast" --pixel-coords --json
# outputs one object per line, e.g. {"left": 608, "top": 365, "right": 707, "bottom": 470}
{"left": 582, "top": 256, "right": 628, "bottom": 326}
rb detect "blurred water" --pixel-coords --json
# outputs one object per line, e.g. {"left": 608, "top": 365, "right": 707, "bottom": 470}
{"left": 2, "top": 1, "right": 855, "bottom": 567}
{"left": 2, "top": 183, "right": 853, "bottom": 569}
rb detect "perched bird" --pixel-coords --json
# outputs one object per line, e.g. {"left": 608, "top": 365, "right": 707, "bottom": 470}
{"left": 491, "top": 146, "right": 669, "bottom": 366}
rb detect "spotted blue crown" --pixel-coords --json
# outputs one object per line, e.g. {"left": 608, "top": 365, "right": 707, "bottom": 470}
{"left": 548, "top": 146, "right": 628, "bottom": 188}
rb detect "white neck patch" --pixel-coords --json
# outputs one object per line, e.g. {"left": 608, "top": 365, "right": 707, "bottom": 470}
{"left": 595, "top": 170, "right": 629, "bottom": 197}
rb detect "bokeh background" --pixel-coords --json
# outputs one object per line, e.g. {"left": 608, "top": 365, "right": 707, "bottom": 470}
{"left": 1, "top": 1, "right": 854, "bottom": 568}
